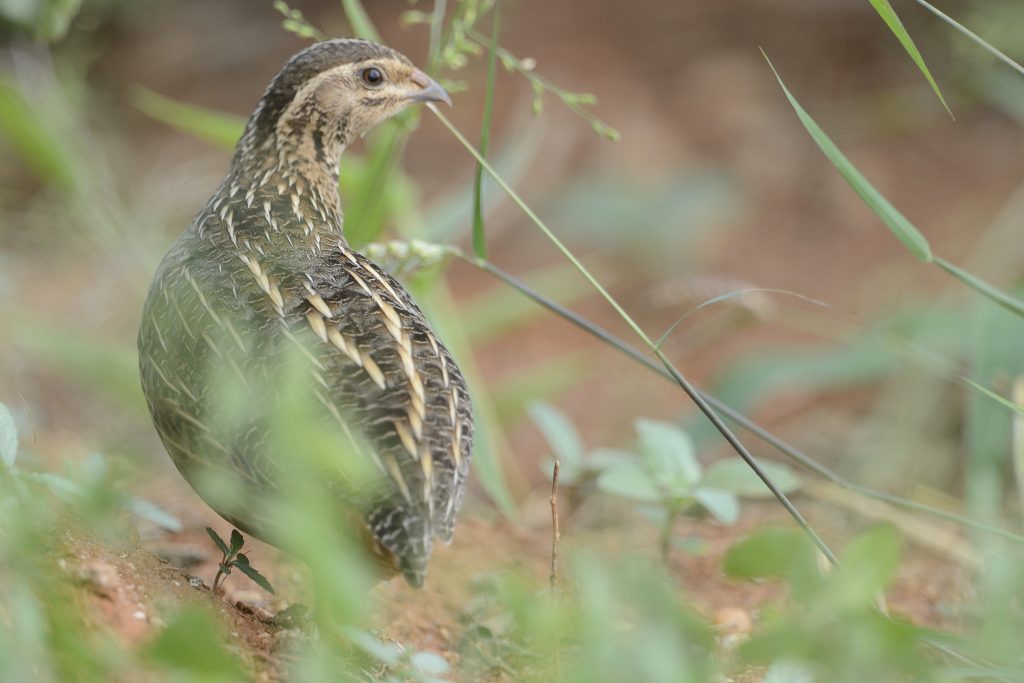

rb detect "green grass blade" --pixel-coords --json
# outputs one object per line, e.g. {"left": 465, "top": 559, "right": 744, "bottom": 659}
{"left": 427, "top": 0, "right": 448, "bottom": 70}
{"left": 342, "top": 122, "right": 403, "bottom": 247}
{"left": 132, "top": 88, "right": 244, "bottom": 150}
{"left": 431, "top": 108, "right": 837, "bottom": 565}
{"left": 0, "top": 78, "right": 79, "bottom": 192}
{"left": 934, "top": 257, "right": 1024, "bottom": 318}
{"left": 869, "top": 0, "right": 952, "bottom": 117}
{"left": 464, "top": 255, "right": 1024, "bottom": 546}
{"left": 339, "top": 0, "right": 381, "bottom": 42}
{"left": 962, "top": 377, "right": 1024, "bottom": 416}
{"left": 471, "top": 2, "right": 501, "bottom": 259}
{"left": 912, "top": 0, "right": 1024, "bottom": 78}
{"left": 762, "top": 51, "right": 933, "bottom": 262}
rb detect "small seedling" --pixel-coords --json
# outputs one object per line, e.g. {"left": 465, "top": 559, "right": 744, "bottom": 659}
{"left": 597, "top": 418, "right": 801, "bottom": 561}
{"left": 205, "top": 527, "right": 275, "bottom": 595}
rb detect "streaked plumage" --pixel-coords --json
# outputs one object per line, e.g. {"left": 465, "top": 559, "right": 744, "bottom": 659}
{"left": 138, "top": 39, "right": 471, "bottom": 587}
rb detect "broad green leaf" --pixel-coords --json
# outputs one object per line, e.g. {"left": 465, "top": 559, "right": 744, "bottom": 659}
{"left": 205, "top": 527, "right": 230, "bottom": 556}
{"left": 693, "top": 488, "right": 739, "bottom": 525}
{"left": 147, "top": 609, "right": 245, "bottom": 682}
{"left": 229, "top": 528, "right": 244, "bottom": 554}
{"left": 635, "top": 418, "right": 700, "bottom": 488}
{"left": 0, "top": 402, "right": 17, "bottom": 469}
{"left": 529, "top": 402, "right": 585, "bottom": 473}
{"left": 133, "top": 88, "right": 245, "bottom": 150}
{"left": 830, "top": 524, "right": 900, "bottom": 609}
{"left": 232, "top": 559, "right": 275, "bottom": 595}
{"left": 763, "top": 52, "right": 933, "bottom": 262}
{"left": 597, "top": 461, "right": 661, "bottom": 503}
{"left": 702, "top": 459, "right": 802, "bottom": 498}
{"left": 869, "top": 0, "right": 952, "bottom": 117}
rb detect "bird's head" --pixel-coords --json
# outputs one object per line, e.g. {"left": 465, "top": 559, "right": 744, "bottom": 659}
{"left": 237, "top": 39, "right": 450, "bottom": 168}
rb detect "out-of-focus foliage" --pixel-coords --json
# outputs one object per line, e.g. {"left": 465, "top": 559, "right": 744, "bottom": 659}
{"left": 3, "top": 0, "right": 1024, "bottom": 681}
{"left": 0, "top": 0, "right": 153, "bottom": 42}
{"left": 0, "top": 75, "right": 80, "bottom": 191}
{"left": 531, "top": 403, "right": 800, "bottom": 558}
{"left": 0, "top": 0, "right": 84, "bottom": 41}
{"left": 723, "top": 526, "right": 938, "bottom": 683}
{"left": 459, "top": 556, "right": 714, "bottom": 682}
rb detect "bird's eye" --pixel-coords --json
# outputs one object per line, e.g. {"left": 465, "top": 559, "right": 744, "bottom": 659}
{"left": 361, "top": 67, "right": 384, "bottom": 87}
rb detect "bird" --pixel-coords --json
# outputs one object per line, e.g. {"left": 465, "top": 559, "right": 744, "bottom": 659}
{"left": 137, "top": 39, "right": 473, "bottom": 588}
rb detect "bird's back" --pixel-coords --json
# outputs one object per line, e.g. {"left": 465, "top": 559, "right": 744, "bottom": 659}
{"left": 139, "top": 177, "right": 472, "bottom": 586}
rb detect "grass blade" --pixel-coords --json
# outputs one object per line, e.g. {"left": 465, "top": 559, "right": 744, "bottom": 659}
{"left": 912, "top": 0, "right": 1024, "bottom": 79}
{"left": 471, "top": 2, "right": 501, "bottom": 258}
{"left": 0, "top": 78, "right": 79, "bottom": 192}
{"left": 232, "top": 557, "right": 276, "bottom": 595}
{"left": 762, "top": 50, "right": 933, "bottom": 262}
{"left": 339, "top": 0, "right": 381, "bottom": 42}
{"left": 934, "top": 257, "right": 1024, "bottom": 318}
{"left": 764, "top": 54, "right": 1024, "bottom": 317}
{"left": 133, "top": 88, "right": 244, "bottom": 150}
{"left": 962, "top": 377, "right": 1024, "bottom": 417}
{"left": 430, "top": 107, "right": 837, "bottom": 565}
{"left": 869, "top": 0, "right": 952, "bottom": 117}
{"left": 343, "top": 123, "right": 403, "bottom": 247}
{"left": 427, "top": 0, "right": 447, "bottom": 70}
{"left": 463, "top": 254, "right": 1024, "bottom": 545}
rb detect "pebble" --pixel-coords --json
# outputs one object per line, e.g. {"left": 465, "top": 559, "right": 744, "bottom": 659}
{"left": 132, "top": 611, "right": 146, "bottom": 621}
{"left": 72, "top": 560, "right": 120, "bottom": 599}
{"left": 713, "top": 607, "right": 753, "bottom": 649}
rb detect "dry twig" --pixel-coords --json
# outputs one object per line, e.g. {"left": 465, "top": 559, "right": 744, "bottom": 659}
{"left": 550, "top": 460, "right": 561, "bottom": 593}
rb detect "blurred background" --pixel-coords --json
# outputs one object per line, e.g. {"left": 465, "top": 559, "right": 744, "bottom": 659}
{"left": 1, "top": 0, "right": 1023, "bottom": 681}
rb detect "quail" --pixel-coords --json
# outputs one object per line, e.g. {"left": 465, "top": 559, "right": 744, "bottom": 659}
{"left": 138, "top": 39, "right": 472, "bottom": 587}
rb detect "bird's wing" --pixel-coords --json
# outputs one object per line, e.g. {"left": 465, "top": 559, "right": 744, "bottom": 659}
{"left": 291, "top": 245, "right": 473, "bottom": 582}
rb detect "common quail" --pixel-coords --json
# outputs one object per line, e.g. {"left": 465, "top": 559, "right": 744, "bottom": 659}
{"left": 138, "top": 39, "right": 472, "bottom": 587}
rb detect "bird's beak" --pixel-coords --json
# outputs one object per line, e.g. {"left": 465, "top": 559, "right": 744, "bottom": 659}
{"left": 407, "top": 68, "right": 452, "bottom": 106}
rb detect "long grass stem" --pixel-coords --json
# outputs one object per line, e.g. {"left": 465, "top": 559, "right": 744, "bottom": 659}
{"left": 428, "top": 109, "right": 838, "bottom": 564}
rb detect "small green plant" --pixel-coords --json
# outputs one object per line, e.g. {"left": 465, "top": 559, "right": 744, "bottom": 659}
{"left": 597, "top": 418, "right": 801, "bottom": 560}
{"left": 205, "top": 527, "right": 275, "bottom": 595}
